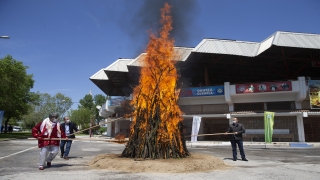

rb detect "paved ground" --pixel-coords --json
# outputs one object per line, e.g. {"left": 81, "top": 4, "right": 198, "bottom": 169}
{"left": 0, "top": 138, "right": 319, "bottom": 180}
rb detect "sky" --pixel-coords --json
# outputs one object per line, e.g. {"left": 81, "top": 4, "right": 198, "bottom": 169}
{"left": 1, "top": 0, "right": 320, "bottom": 109}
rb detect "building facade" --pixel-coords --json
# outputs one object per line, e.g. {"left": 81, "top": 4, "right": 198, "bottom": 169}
{"left": 90, "top": 31, "right": 320, "bottom": 142}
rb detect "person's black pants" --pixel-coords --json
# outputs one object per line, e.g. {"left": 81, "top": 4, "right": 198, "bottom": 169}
{"left": 230, "top": 139, "right": 246, "bottom": 159}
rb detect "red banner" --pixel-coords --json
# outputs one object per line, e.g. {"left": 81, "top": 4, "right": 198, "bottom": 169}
{"left": 312, "top": 61, "right": 320, "bottom": 67}
{"left": 236, "top": 81, "right": 292, "bottom": 94}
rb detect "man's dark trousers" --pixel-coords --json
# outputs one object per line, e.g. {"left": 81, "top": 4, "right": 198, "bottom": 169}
{"left": 60, "top": 140, "right": 72, "bottom": 157}
{"left": 231, "top": 138, "right": 245, "bottom": 159}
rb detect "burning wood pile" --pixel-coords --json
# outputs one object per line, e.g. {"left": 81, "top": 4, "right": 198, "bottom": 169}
{"left": 121, "top": 3, "right": 189, "bottom": 159}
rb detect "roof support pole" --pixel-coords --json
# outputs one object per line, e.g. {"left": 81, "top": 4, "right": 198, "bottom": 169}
{"left": 224, "top": 82, "right": 234, "bottom": 111}
{"left": 204, "top": 66, "right": 210, "bottom": 86}
{"left": 267, "top": 63, "right": 285, "bottom": 79}
{"left": 291, "top": 49, "right": 313, "bottom": 78}
{"left": 291, "top": 59, "right": 312, "bottom": 78}
{"left": 281, "top": 47, "right": 290, "bottom": 79}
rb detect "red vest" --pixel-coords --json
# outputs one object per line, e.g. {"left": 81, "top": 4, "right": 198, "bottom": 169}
{"left": 32, "top": 121, "right": 66, "bottom": 148}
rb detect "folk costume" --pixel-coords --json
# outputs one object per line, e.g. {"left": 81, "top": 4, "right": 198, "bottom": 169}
{"left": 32, "top": 114, "right": 66, "bottom": 170}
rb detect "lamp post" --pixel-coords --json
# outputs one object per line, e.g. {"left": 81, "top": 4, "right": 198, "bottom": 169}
{"left": 0, "top": 36, "right": 10, "bottom": 39}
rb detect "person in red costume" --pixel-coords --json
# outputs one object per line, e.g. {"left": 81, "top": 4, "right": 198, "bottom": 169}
{"left": 32, "top": 113, "right": 67, "bottom": 170}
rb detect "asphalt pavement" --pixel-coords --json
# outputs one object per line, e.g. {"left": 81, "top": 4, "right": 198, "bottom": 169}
{"left": 0, "top": 138, "right": 320, "bottom": 180}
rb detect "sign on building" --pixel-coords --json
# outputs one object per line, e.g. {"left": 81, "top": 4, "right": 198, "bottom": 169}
{"left": 179, "top": 86, "right": 224, "bottom": 97}
{"left": 308, "top": 80, "right": 320, "bottom": 109}
{"left": 312, "top": 61, "right": 320, "bottom": 67}
{"left": 236, "top": 81, "right": 292, "bottom": 94}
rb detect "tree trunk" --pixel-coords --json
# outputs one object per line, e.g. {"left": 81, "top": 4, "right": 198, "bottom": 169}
{"left": 121, "top": 103, "right": 189, "bottom": 159}
{"left": 4, "top": 117, "right": 10, "bottom": 134}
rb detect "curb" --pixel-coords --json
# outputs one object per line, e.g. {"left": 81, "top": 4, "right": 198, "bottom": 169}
{"left": 0, "top": 138, "right": 18, "bottom": 141}
{"left": 0, "top": 137, "right": 31, "bottom": 142}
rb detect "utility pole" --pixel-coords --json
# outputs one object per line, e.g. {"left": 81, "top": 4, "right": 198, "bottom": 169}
{"left": 89, "top": 116, "right": 94, "bottom": 138}
{"left": 89, "top": 89, "right": 94, "bottom": 138}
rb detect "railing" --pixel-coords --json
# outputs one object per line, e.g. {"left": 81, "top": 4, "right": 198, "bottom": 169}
{"left": 243, "top": 129, "right": 295, "bottom": 142}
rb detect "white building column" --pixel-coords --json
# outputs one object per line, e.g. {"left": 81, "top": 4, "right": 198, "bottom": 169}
{"left": 106, "top": 121, "right": 112, "bottom": 137}
{"left": 295, "top": 76, "right": 307, "bottom": 109}
{"left": 115, "top": 120, "right": 120, "bottom": 134}
{"left": 224, "top": 82, "right": 234, "bottom": 111}
{"left": 296, "top": 115, "right": 305, "bottom": 142}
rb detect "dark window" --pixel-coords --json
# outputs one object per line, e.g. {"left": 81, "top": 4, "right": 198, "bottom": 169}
{"left": 266, "top": 101, "right": 294, "bottom": 110}
{"left": 234, "top": 103, "right": 264, "bottom": 111}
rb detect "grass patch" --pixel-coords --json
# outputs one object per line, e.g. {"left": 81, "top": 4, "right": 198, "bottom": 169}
{"left": 0, "top": 132, "right": 32, "bottom": 139}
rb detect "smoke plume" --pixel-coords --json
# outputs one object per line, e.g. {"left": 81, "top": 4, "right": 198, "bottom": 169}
{"left": 121, "top": 0, "right": 199, "bottom": 53}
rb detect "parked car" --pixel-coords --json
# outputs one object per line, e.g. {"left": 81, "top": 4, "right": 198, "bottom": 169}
{"left": 13, "top": 126, "right": 22, "bottom": 132}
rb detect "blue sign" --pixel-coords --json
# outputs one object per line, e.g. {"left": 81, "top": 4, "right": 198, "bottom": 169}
{"left": 180, "top": 86, "right": 224, "bottom": 97}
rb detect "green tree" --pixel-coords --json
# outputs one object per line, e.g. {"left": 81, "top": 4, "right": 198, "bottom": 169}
{"left": 98, "top": 127, "right": 107, "bottom": 134}
{"left": 69, "top": 108, "right": 92, "bottom": 133}
{"left": 78, "top": 94, "right": 107, "bottom": 123}
{"left": 0, "top": 55, "right": 35, "bottom": 133}
{"left": 93, "top": 94, "right": 107, "bottom": 122}
{"left": 76, "top": 94, "right": 107, "bottom": 134}
{"left": 78, "top": 94, "right": 94, "bottom": 110}
{"left": 21, "top": 92, "right": 73, "bottom": 129}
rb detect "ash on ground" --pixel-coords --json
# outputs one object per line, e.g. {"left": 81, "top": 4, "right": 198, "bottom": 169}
{"left": 89, "top": 153, "right": 229, "bottom": 173}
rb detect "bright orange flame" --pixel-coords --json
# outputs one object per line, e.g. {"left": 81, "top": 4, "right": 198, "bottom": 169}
{"left": 130, "top": 3, "right": 185, "bottom": 156}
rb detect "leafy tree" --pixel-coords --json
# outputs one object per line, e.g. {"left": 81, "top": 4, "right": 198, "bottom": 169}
{"left": 69, "top": 108, "right": 92, "bottom": 126}
{"left": 78, "top": 94, "right": 107, "bottom": 123}
{"left": 93, "top": 94, "right": 107, "bottom": 122}
{"left": 78, "top": 94, "right": 94, "bottom": 110}
{"left": 76, "top": 94, "right": 107, "bottom": 134}
{"left": 98, "top": 127, "right": 107, "bottom": 134}
{"left": 54, "top": 93, "right": 73, "bottom": 118}
{"left": 0, "top": 55, "right": 35, "bottom": 133}
{"left": 69, "top": 108, "right": 92, "bottom": 133}
{"left": 94, "top": 94, "right": 107, "bottom": 106}
{"left": 21, "top": 92, "right": 72, "bottom": 129}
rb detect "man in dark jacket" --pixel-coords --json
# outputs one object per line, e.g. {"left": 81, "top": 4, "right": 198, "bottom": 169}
{"left": 60, "top": 116, "right": 78, "bottom": 160}
{"left": 226, "top": 117, "right": 248, "bottom": 161}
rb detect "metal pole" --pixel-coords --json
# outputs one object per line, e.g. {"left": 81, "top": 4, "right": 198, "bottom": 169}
{"left": 89, "top": 116, "right": 94, "bottom": 138}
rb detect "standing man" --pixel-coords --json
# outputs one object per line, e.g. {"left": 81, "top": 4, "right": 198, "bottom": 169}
{"left": 60, "top": 116, "right": 78, "bottom": 160}
{"left": 8, "top": 125, "right": 13, "bottom": 133}
{"left": 32, "top": 113, "right": 67, "bottom": 170}
{"left": 226, "top": 117, "right": 248, "bottom": 161}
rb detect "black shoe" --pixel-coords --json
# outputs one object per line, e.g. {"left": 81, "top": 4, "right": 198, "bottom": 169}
{"left": 242, "top": 158, "right": 248, "bottom": 161}
{"left": 64, "top": 156, "right": 69, "bottom": 160}
{"left": 60, "top": 154, "right": 63, "bottom": 158}
{"left": 47, "top": 162, "right": 51, "bottom": 167}
{"left": 233, "top": 157, "right": 237, "bottom": 161}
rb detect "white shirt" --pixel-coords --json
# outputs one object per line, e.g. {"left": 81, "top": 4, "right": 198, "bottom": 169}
{"left": 65, "top": 123, "right": 70, "bottom": 136}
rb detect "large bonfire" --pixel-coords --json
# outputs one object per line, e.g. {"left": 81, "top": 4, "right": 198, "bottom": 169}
{"left": 121, "top": 3, "right": 189, "bottom": 159}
